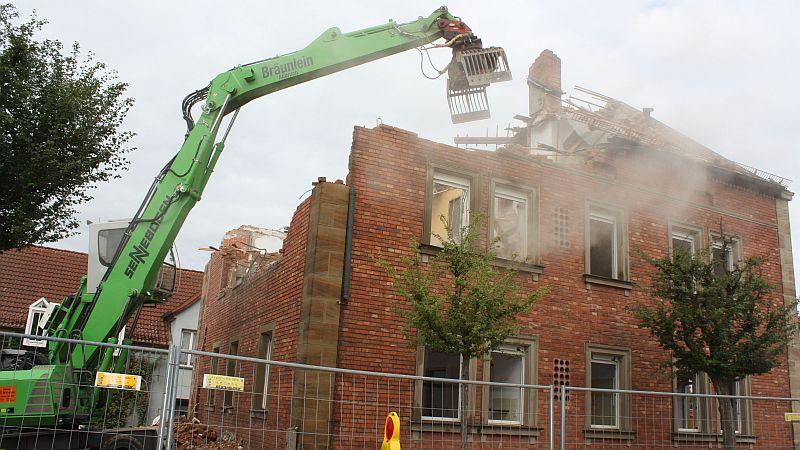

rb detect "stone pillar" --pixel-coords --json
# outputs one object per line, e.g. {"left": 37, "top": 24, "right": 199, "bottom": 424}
{"left": 776, "top": 194, "right": 800, "bottom": 448}
{"left": 291, "top": 181, "right": 350, "bottom": 449}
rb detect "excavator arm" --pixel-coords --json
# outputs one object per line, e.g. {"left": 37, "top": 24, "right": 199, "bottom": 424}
{"left": 1, "top": 6, "right": 510, "bottom": 426}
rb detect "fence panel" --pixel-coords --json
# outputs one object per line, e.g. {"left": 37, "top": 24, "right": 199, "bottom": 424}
{"left": 0, "top": 331, "right": 169, "bottom": 449}
{"left": 561, "top": 386, "right": 798, "bottom": 449}
{"left": 180, "top": 349, "right": 554, "bottom": 449}
{"left": 4, "top": 329, "right": 800, "bottom": 450}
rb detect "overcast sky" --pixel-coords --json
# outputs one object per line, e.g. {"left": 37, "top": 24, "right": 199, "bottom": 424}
{"left": 19, "top": 1, "right": 800, "bottom": 289}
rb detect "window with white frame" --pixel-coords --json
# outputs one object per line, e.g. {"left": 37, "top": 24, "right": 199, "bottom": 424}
{"left": 488, "top": 346, "right": 525, "bottom": 424}
{"left": 732, "top": 380, "right": 744, "bottom": 433}
{"left": 252, "top": 330, "right": 273, "bottom": 411}
{"left": 179, "top": 329, "right": 197, "bottom": 367}
{"left": 672, "top": 373, "right": 751, "bottom": 436}
{"left": 23, "top": 298, "right": 51, "bottom": 347}
{"left": 586, "top": 345, "right": 631, "bottom": 432}
{"left": 430, "top": 172, "right": 470, "bottom": 246}
{"left": 590, "top": 353, "right": 620, "bottom": 428}
{"left": 671, "top": 226, "right": 700, "bottom": 257}
{"left": 676, "top": 373, "right": 701, "bottom": 432}
{"left": 586, "top": 205, "right": 626, "bottom": 280}
{"left": 491, "top": 185, "right": 530, "bottom": 260}
{"left": 718, "top": 379, "right": 747, "bottom": 434}
{"left": 422, "top": 348, "right": 462, "bottom": 421}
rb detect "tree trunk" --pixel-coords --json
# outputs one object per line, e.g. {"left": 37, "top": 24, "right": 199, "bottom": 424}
{"left": 460, "top": 356, "right": 470, "bottom": 450}
{"left": 712, "top": 378, "right": 737, "bottom": 450}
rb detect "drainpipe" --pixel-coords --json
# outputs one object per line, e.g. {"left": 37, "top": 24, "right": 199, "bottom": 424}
{"left": 341, "top": 186, "right": 355, "bottom": 302}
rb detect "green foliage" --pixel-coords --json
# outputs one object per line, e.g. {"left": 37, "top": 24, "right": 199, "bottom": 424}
{"left": 630, "top": 232, "right": 797, "bottom": 383}
{"left": 0, "top": 4, "right": 134, "bottom": 251}
{"left": 91, "top": 354, "right": 155, "bottom": 428}
{"left": 629, "top": 228, "right": 798, "bottom": 448}
{"left": 385, "top": 214, "right": 545, "bottom": 360}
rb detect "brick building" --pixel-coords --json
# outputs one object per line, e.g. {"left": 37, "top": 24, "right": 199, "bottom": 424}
{"left": 194, "top": 50, "right": 797, "bottom": 448}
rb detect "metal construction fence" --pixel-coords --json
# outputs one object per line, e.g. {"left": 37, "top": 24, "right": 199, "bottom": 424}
{"left": 0, "top": 331, "right": 799, "bottom": 449}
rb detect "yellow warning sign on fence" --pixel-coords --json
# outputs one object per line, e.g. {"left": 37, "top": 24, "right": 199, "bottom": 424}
{"left": 94, "top": 371, "right": 142, "bottom": 391}
{"left": 785, "top": 413, "right": 800, "bottom": 422}
{"left": 202, "top": 374, "right": 245, "bottom": 392}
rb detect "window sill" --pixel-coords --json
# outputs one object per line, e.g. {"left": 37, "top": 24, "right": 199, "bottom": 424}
{"left": 492, "top": 258, "right": 544, "bottom": 278}
{"left": 584, "top": 427, "right": 635, "bottom": 440}
{"left": 411, "top": 420, "right": 463, "bottom": 433}
{"left": 480, "top": 424, "right": 540, "bottom": 437}
{"left": 203, "top": 405, "right": 214, "bottom": 412}
{"left": 671, "top": 431, "right": 756, "bottom": 444}
{"left": 250, "top": 409, "right": 268, "bottom": 419}
{"left": 222, "top": 405, "right": 234, "bottom": 414}
{"left": 583, "top": 274, "right": 633, "bottom": 293}
{"left": 420, "top": 244, "right": 545, "bottom": 278}
{"left": 419, "top": 243, "right": 441, "bottom": 256}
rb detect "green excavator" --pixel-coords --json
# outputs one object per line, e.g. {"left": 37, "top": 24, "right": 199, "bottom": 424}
{"left": 0, "top": 6, "right": 510, "bottom": 448}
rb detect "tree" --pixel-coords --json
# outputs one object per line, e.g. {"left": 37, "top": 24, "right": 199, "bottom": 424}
{"left": 0, "top": 4, "right": 134, "bottom": 251}
{"left": 630, "top": 229, "right": 798, "bottom": 450}
{"left": 384, "top": 215, "right": 545, "bottom": 450}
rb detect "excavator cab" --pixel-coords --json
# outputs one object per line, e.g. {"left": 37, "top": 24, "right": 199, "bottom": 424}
{"left": 88, "top": 220, "right": 176, "bottom": 299}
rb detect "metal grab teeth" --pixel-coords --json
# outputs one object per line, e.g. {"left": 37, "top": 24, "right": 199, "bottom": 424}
{"left": 454, "top": 47, "right": 512, "bottom": 87}
{"left": 447, "top": 81, "right": 491, "bottom": 124}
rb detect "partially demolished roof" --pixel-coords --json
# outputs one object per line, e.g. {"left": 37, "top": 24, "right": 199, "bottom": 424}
{"left": 561, "top": 85, "right": 791, "bottom": 188}
{"left": 511, "top": 49, "right": 792, "bottom": 193}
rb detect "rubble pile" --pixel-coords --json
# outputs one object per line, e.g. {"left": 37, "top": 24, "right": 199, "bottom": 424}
{"left": 174, "top": 418, "right": 242, "bottom": 450}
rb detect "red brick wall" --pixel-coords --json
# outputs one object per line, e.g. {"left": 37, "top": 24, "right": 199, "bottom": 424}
{"left": 193, "top": 197, "right": 312, "bottom": 448}
{"left": 193, "top": 123, "right": 792, "bottom": 448}
{"left": 336, "top": 124, "right": 792, "bottom": 448}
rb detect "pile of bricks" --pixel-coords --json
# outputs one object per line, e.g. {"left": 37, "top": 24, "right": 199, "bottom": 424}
{"left": 173, "top": 418, "right": 242, "bottom": 450}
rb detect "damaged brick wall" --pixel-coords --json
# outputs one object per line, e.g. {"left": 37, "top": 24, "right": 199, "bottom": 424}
{"left": 194, "top": 181, "right": 351, "bottom": 449}
{"left": 334, "top": 123, "right": 792, "bottom": 448}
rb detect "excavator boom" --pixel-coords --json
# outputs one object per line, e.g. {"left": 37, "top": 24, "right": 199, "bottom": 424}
{"left": 0, "top": 6, "right": 510, "bottom": 427}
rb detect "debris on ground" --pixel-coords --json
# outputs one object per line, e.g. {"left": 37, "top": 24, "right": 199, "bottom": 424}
{"left": 174, "top": 417, "right": 243, "bottom": 450}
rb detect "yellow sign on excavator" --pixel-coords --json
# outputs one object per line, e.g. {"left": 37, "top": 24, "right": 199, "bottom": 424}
{"left": 381, "top": 411, "right": 401, "bottom": 450}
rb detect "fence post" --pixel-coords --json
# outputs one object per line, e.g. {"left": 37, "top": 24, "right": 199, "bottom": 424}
{"left": 165, "top": 344, "right": 182, "bottom": 450}
{"left": 549, "top": 385, "right": 555, "bottom": 450}
{"left": 157, "top": 344, "right": 179, "bottom": 449}
{"left": 560, "top": 385, "right": 566, "bottom": 450}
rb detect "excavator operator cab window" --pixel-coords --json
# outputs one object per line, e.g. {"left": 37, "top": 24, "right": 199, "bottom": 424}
{"left": 98, "top": 227, "right": 126, "bottom": 267}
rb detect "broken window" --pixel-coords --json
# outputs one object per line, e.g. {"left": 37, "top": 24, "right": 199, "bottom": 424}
{"left": 711, "top": 236, "right": 740, "bottom": 278}
{"left": 492, "top": 186, "right": 528, "bottom": 260}
{"left": 422, "top": 348, "right": 462, "bottom": 420}
{"left": 488, "top": 346, "right": 525, "bottom": 424}
{"left": 587, "top": 206, "right": 625, "bottom": 280}
{"left": 430, "top": 172, "right": 470, "bottom": 246}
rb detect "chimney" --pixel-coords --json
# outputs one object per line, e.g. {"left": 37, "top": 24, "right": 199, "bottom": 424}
{"left": 528, "top": 49, "right": 562, "bottom": 117}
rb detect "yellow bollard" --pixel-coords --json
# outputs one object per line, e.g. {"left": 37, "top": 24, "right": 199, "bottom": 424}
{"left": 380, "top": 411, "right": 401, "bottom": 450}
